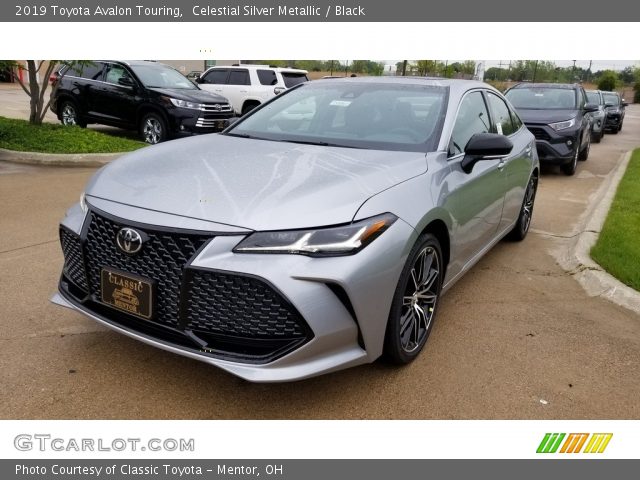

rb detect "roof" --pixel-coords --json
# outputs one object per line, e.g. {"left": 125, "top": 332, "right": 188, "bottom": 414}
{"left": 312, "top": 76, "right": 498, "bottom": 96}
{"left": 510, "top": 82, "right": 581, "bottom": 90}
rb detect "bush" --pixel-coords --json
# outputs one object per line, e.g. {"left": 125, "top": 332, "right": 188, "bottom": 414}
{"left": 597, "top": 70, "right": 618, "bottom": 91}
{"left": 635, "top": 83, "right": 640, "bottom": 104}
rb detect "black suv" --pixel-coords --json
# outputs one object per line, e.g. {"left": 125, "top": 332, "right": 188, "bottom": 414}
{"left": 505, "top": 83, "right": 598, "bottom": 176}
{"left": 602, "top": 91, "right": 627, "bottom": 134}
{"left": 51, "top": 61, "right": 234, "bottom": 144}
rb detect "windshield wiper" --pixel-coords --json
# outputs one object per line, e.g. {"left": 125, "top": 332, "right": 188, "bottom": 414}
{"left": 224, "top": 132, "right": 268, "bottom": 140}
{"left": 279, "top": 139, "right": 361, "bottom": 149}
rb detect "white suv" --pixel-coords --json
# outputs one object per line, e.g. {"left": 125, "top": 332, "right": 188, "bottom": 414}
{"left": 197, "top": 64, "right": 309, "bottom": 116}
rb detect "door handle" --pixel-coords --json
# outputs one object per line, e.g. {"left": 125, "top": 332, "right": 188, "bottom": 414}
{"left": 525, "top": 145, "right": 532, "bottom": 155}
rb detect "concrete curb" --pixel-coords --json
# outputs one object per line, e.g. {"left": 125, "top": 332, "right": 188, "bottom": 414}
{"left": 0, "top": 148, "right": 121, "bottom": 167}
{"left": 554, "top": 150, "right": 640, "bottom": 315}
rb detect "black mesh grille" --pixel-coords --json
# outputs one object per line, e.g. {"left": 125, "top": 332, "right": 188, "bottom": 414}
{"left": 185, "top": 270, "right": 307, "bottom": 339}
{"left": 83, "top": 211, "right": 210, "bottom": 329}
{"left": 59, "top": 227, "right": 89, "bottom": 292}
{"left": 527, "top": 126, "right": 551, "bottom": 142}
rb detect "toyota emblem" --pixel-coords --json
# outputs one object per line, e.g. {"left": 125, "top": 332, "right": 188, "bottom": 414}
{"left": 116, "top": 228, "right": 143, "bottom": 254}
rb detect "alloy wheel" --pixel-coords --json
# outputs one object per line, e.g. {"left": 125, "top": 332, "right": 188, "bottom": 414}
{"left": 61, "top": 104, "right": 77, "bottom": 126}
{"left": 399, "top": 245, "right": 441, "bottom": 353}
{"left": 143, "top": 118, "right": 163, "bottom": 144}
{"left": 521, "top": 176, "right": 537, "bottom": 234}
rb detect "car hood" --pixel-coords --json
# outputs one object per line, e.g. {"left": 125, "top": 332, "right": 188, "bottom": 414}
{"left": 85, "top": 135, "right": 428, "bottom": 231}
{"left": 149, "top": 87, "right": 228, "bottom": 104}
{"left": 516, "top": 108, "right": 578, "bottom": 125}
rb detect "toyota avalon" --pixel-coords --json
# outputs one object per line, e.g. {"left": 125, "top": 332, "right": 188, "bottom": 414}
{"left": 52, "top": 78, "right": 539, "bottom": 382}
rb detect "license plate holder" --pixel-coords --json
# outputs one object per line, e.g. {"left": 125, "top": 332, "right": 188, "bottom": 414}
{"left": 100, "top": 267, "right": 154, "bottom": 320}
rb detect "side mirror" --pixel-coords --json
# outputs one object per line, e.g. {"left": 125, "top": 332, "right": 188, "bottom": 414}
{"left": 461, "top": 133, "right": 513, "bottom": 174}
{"left": 195, "top": 76, "right": 203, "bottom": 84}
{"left": 584, "top": 103, "right": 599, "bottom": 113}
{"left": 118, "top": 76, "right": 135, "bottom": 88}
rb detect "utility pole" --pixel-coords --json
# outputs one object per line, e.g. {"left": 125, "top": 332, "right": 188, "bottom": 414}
{"left": 532, "top": 60, "right": 538, "bottom": 82}
{"left": 402, "top": 60, "right": 407, "bottom": 77}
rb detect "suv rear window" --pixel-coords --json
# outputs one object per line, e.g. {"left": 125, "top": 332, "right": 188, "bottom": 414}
{"left": 65, "top": 62, "right": 103, "bottom": 81}
{"left": 282, "top": 72, "right": 308, "bottom": 88}
{"left": 257, "top": 69, "right": 278, "bottom": 86}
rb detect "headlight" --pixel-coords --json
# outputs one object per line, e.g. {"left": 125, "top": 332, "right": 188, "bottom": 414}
{"left": 233, "top": 213, "right": 397, "bottom": 257}
{"left": 79, "top": 192, "right": 88, "bottom": 213}
{"left": 169, "top": 98, "right": 204, "bottom": 110}
{"left": 549, "top": 118, "right": 576, "bottom": 131}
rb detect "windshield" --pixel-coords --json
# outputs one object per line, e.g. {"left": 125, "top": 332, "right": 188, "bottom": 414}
{"left": 505, "top": 87, "right": 577, "bottom": 109}
{"left": 226, "top": 82, "right": 448, "bottom": 152}
{"left": 586, "top": 92, "right": 601, "bottom": 105}
{"left": 602, "top": 92, "right": 620, "bottom": 106}
{"left": 130, "top": 64, "right": 197, "bottom": 89}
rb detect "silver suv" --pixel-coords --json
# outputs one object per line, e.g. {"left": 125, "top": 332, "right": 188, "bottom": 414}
{"left": 196, "top": 64, "right": 308, "bottom": 115}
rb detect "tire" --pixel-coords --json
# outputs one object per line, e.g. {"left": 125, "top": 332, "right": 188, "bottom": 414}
{"left": 140, "top": 112, "right": 167, "bottom": 144}
{"left": 592, "top": 128, "right": 603, "bottom": 143}
{"left": 241, "top": 101, "right": 260, "bottom": 116}
{"left": 383, "top": 233, "right": 443, "bottom": 365}
{"left": 578, "top": 133, "right": 590, "bottom": 161}
{"left": 561, "top": 146, "right": 579, "bottom": 176}
{"left": 507, "top": 173, "right": 538, "bottom": 241}
{"left": 610, "top": 125, "right": 618, "bottom": 135}
{"left": 59, "top": 100, "right": 86, "bottom": 128}
{"left": 618, "top": 121, "right": 623, "bottom": 133}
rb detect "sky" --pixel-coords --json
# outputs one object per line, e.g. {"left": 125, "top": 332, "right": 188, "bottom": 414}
{"left": 383, "top": 60, "right": 639, "bottom": 73}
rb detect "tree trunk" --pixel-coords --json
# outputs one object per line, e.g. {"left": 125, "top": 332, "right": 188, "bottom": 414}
{"left": 27, "top": 61, "right": 42, "bottom": 125}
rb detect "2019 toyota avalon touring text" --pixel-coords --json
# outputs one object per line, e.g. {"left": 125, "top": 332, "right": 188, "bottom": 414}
{"left": 52, "top": 78, "right": 539, "bottom": 382}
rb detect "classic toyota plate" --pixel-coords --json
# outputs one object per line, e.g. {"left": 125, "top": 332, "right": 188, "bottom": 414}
{"left": 100, "top": 268, "right": 154, "bottom": 319}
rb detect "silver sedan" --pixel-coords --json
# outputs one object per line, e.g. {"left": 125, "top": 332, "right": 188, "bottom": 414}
{"left": 53, "top": 78, "right": 539, "bottom": 382}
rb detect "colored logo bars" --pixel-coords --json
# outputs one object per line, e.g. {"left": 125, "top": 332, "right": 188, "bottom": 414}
{"left": 537, "top": 433, "right": 613, "bottom": 454}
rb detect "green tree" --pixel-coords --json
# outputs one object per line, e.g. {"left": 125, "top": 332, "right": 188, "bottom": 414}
{"left": 598, "top": 70, "right": 619, "bottom": 91}
{"left": 0, "top": 60, "right": 87, "bottom": 125}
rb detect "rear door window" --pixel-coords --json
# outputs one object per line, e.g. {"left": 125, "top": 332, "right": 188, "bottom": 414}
{"left": 257, "top": 69, "right": 278, "bottom": 86}
{"left": 486, "top": 92, "right": 517, "bottom": 136}
{"left": 228, "top": 69, "right": 250, "bottom": 86}
{"left": 282, "top": 72, "right": 308, "bottom": 88}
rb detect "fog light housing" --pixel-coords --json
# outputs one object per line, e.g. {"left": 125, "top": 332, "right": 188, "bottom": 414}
{"left": 566, "top": 140, "right": 573, "bottom": 147}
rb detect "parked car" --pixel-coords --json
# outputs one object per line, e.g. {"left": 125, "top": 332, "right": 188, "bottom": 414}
{"left": 505, "top": 83, "right": 597, "bottom": 176}
{"left": 602, "top": 91, "right": 627, "bottom": 134}
{"left": 585, "top": 90, "right": 607, "bottom": 143}
{"left": 50, "top": 60, "right": 234, "bottom": 144}
{"left": 53, "top": 78, "right": 539, "bottom": 382}
{"left": 185, "top": 70, "right": 202, "bottom": 81}
{"left": 196, "top": 64, "right": 308, "bottom": 116}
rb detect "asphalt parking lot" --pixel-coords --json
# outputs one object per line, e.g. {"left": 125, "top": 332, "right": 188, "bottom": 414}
{"left": 1, "top": 95, "right": 639, "bottom": 418}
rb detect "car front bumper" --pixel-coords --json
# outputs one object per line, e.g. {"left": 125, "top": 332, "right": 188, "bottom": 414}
{"left": 525, "top": 124, "right": 579, "bottom": 165}
{"left": 52, "top": 197, "right": 415, "bottom": 382}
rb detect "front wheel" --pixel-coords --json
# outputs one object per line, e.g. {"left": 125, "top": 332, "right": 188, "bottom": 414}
{"left": 561, "top": 146, "right": 579, "bottom": 176}
{"left": 578, "top": 133, "right": 590, "bottom": 161}
{"left": 507, "top": 173, "right": 538, "bottom": 241}
{"left": 140, "top": 112, "right": 167, "bottom": 144}
{"left": 384, "top": 234, "right": 443, "bottom": 365}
